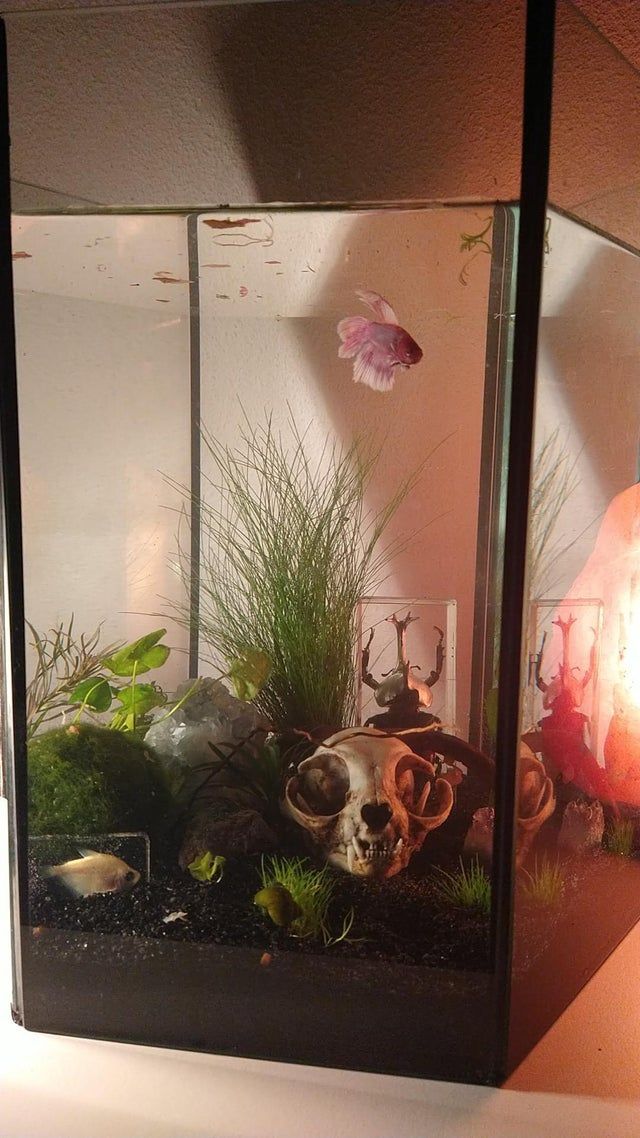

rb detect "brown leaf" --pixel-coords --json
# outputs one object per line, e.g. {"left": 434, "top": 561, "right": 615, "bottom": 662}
{"left": 153, "top": 273, "right": 191, "bottom": 284}
{"left": 202, "top": 218, "right": 260, "bottom": 230}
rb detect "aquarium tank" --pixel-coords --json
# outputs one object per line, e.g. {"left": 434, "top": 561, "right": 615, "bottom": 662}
{"left": 1, "top": 0, "right": 639, "bottom": 1086}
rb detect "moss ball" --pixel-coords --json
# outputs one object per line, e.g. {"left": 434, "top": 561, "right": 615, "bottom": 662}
{"left": 28, "top": 724, "right": 172, "bottom": 836}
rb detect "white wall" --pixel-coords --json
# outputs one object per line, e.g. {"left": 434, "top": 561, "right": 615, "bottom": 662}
{"left": 12, "top": 214, "right": 192, "bottom": 691}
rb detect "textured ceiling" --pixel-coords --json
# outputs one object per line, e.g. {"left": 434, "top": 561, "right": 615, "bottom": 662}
{"left": 558, "top": 0, "right": 640, "bottom": 248}
{"left": 3, "top": 0, "right": 640, "bottom": 246}
{"left": 574, "top": 0, "right": 640, "bottom": 73}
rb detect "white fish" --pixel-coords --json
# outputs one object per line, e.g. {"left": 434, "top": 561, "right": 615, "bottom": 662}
{"left": 42, "top": 848, "right": 140, "bottom": 898}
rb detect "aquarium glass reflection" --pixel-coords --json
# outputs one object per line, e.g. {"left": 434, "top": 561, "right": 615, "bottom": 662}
{"left": 11, "top": 203, "right": 516, "bottom": 1077}
{"left": 509, "top": 207, "right": 640, "bottom": 1068}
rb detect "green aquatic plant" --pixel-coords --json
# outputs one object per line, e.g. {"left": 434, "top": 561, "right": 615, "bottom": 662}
{"left": 25, "top": 617, "right": 121, "bottom": 740}
{"left": 26, "top": 620, "right": 191, "bottom": 741}
{"left": 459, "top": 218, "right": 493, "bottom": 255}
{"left": 258, "top": 855, "right": 354, "bottom": 945}
{"left": 28, "top": 723, "right": 171, "bottom": 836}
{"left": 69, "top": 628, "right": 199, "bottom": 739}
{"left": 458, "top": 217, "right": 493, "bottom": 285}
{"left": 70, "top": 628, "right": 170, "bottom": 736}
{"left": 227, "top": 648, "right": 272, "bottom": 702}
{"left": 433, "top": 857, "right": 492, "bottom": 916}
{"left": 520, "top": 856, "right": 564, "bottom": 906}
{"left": 187, "top": 851, "right": 226, "bottom": 883}
{"left": 604, "top": 818, "right": 635, "bottom": 858}
{"left": 173, "top": 412, "right": 417, "bottom": 733}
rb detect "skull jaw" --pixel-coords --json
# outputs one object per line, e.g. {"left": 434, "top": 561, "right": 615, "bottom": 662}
{"left": 322, "top": 834, "right": 413, "bottom": 879}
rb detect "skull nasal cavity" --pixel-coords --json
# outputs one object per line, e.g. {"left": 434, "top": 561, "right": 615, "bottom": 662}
{"left": 361, "top": 802, "right": 392, "bottom": 831}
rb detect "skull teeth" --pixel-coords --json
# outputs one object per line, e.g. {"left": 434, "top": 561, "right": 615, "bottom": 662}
{"left": 350, "top": 835, "right": 403, "bottom": 864}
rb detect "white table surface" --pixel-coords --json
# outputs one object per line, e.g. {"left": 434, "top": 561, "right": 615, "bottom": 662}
{"left": 2, "top": 797, "right": 640, "bottom": 1138}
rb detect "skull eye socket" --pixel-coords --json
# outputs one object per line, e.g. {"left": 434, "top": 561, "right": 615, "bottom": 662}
{"left": 394, "top": 755, "right": 436, "bottom": 817}
{"left": 295, "top": 752, "right": 350, "bottom": 816}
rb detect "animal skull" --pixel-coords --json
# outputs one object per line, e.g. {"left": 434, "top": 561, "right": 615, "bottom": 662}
{"left": 282, "top": 727, "right": 454, "bottom": 879}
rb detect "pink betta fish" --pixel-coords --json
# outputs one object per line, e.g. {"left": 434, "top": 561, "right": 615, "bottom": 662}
{"left": 337, "top": 289, "right": 423, "bottom": 393}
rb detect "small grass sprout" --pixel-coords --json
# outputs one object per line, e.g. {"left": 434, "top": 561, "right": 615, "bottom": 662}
{"left": 258, "top": 855, "right": 354, "bottom": 945}
{"left": 433, "top": 857, "right": 491, "bottom": 916}
{"left": 605, "top": 818, "right": 635, "bottom": 858}
{"left": 520, "top": 856, "right": 564, "bottom": 906}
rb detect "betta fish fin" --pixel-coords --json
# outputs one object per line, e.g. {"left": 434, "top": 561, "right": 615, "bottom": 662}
{"left": 78, "top": 847, "right": 101, "bottom": 858}
{"left": 337, "top": 315, "right": 372, "bottom": 358}
{"left": 353, "top": 346, "right": 396, "bottom": 393}
{"left": 355, "top": 289, "right": 399, "bottom": 325}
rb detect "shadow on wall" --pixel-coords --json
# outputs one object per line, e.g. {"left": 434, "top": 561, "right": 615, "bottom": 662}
{"left": 282, "top": 209, "right": 495, "bottom": 736}
{"left": 210, "top": 0, "right": 524, "bottom": 204}
{"left": 541, "top": 240, "right": 640, "bottom": 515}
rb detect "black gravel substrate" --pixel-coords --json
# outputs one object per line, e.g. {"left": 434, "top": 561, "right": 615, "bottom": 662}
{"left": 28, "top": 853, "right": 491, "bottom": 972}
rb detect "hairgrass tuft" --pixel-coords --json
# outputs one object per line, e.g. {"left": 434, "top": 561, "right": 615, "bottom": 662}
{"left": 605, "top": 818, "right": 635, "bottom": 857}
{"left": 259, "top": 854, "right": 354, "bottom": 945}
{"left": 519, "top": 856, "right": 564, "bottom": 906}
{"left": 171, "top": 411, "right": 422, "bottom": 732}
{"left": 433, "top": 856, "right": 491, "bottom": 916}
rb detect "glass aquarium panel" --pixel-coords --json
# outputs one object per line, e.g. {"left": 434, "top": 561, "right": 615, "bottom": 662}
{"left": 356, "top": 596, "right": 457, "bottom": 732}
{"left": 12, "top": 212, "right": 191, "bottom": 688}
{"left": 509, "top": 200, "right": 640, "bottom": 1064}
{"left": 9, "top": 200, "right": 514, "bottom": 1082}
{"left": 507, "top": 2, "right": 640, "bottom": 1069}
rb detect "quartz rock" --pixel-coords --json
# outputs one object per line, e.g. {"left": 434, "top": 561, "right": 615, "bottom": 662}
{"left": 144, "top": 677, "right": 268, "bottom": 798}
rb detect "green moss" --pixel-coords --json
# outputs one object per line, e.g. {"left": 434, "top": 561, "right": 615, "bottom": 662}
{"left": 28, "top": 723, "right": 171, "bottom": 836}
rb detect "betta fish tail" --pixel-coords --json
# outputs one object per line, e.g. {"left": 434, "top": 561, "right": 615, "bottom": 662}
{"left": 337, "top": 315, "right": 372, "bottom": 359}
{"left": 353, "top": 346, "right": 396, "bottom": 393}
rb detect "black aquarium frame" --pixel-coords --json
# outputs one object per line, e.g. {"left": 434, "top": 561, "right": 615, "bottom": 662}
{"left": 1, "top": 0, "right": 610, "bottom": 1087}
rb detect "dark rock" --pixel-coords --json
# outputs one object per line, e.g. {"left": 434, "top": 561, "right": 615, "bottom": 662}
{"left": 179, "top": 808, "right": 279, "bottom": 869}
{"left": 463, "top": 806, "right": 495, "bottom": 864}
